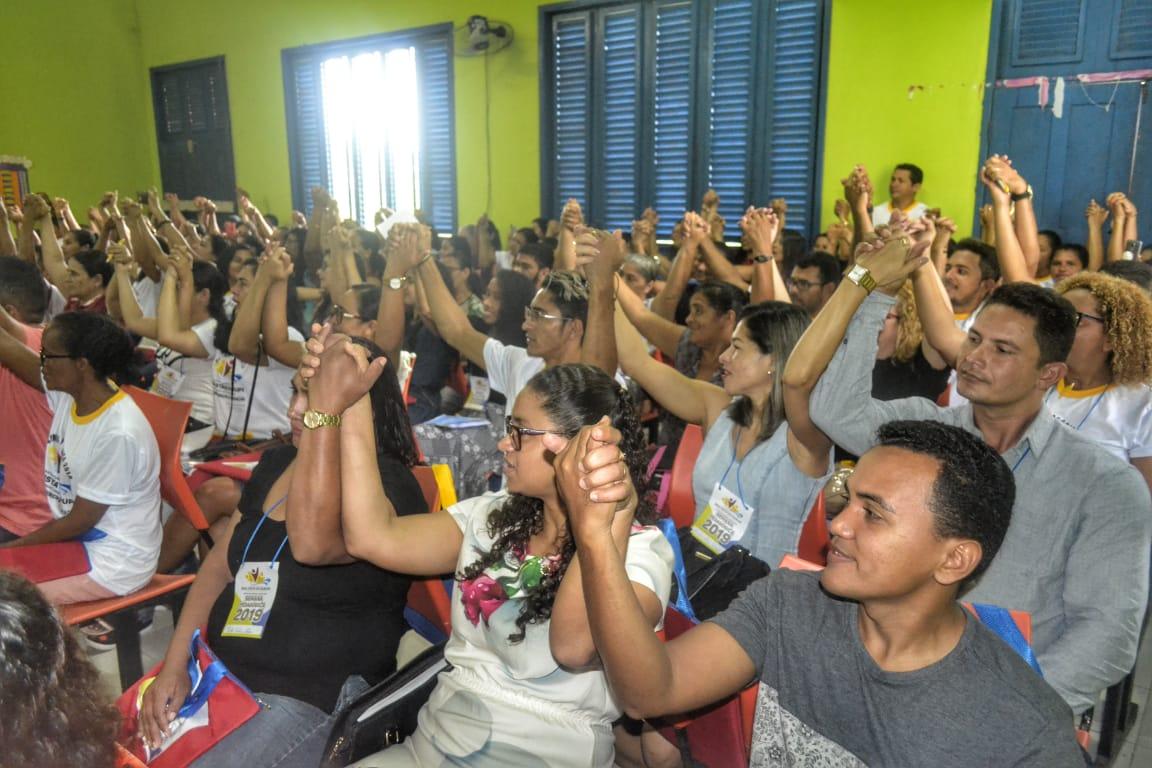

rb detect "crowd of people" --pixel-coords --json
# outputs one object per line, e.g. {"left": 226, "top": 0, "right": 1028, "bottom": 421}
{"left": 0, "top": 151, "right": 1149, "bottom": 767}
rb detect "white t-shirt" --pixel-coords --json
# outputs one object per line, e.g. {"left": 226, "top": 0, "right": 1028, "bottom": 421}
{"left": 45, "top": 283, "right": 67, "bottom": 322}
{"left": 1045, "top": 382, "right": 1152, "bottom": 463}
{"left": 154, "top": 317, "right": 219, "bottom": 450}
{"left": 43, "top": 388, "right": 161, "bottom": 595}
{"left": 133, "top": 275, "right": 163, "bottom": 319}
{"left": 211, "top": 327, "right": 303, "bottom": 440}
{"left": 482, "top": 338, "right": 545, "bottom": 406}
{"left": 871, "top": 201, "right": 928, "bottom": 228}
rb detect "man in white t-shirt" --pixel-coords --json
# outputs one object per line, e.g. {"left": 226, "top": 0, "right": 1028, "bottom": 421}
{"left": 871, "top": 163, "right": 929, "bottom": 227}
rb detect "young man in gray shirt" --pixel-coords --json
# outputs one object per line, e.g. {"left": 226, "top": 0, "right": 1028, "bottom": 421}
{"left": 559, "top": 419, "right": 1083, "bottom": 766}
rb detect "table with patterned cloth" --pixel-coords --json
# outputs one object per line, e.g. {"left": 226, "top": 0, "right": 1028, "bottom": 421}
{"left": 413, "top": 403, "right": 505, "bottom": 501}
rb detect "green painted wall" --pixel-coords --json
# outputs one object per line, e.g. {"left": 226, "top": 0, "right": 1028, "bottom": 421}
{"left": 2, "top": 1, "right": 996, "bottom": 238}
{"left": 819, "top": 0, "right": 994, "bottom": 237}
{"left": 0, "top": 1, "right": 154, "bottom": 213}
{"left": 133, "top": 0, "right": 542, "bottom": 230}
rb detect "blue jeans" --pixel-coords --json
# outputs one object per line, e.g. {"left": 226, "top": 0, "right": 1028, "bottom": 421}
{"left": 191, "top": 676, "right": 369, "bottom": 768}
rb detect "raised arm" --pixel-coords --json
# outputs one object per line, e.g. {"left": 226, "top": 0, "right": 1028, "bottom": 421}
{"left": 742, "top": 207, "right": 788, "bottom": 304}
{"left": 475, "top": 213, "right": 496, "bottom": 273}
{"left": 651, "top": 215, "right": 704, "bottom": 321}
{"left": 258, "top": 248, "right": 304, "bottom": 367}
{"left": 410, "top": 227, "right": 490, "bottom": 367}
{"left": 157, "top": 251, "right": 209, "bottom": 357}
{"left": 123, "top": 199, "right": 167, "bottom": 281}
{"left": 0, "top": 204, "right": 16, "bottom": 258}
{"left": 556, "top": 426, "right": 751, "bottom": 714}
{"left": 1086, "top": 199, "right": 1108, "bottom": 271}
{"left": 1122, "top": 196, "right": 1140, "bottom": 250}
{"left": 615, "top": 303, "right": 729, "bottom": 431}
{"left": 0, "top": 320, "right": 42, "bottom": 390}
{"left": 373, "top": 228, "right": 413, "bottom": 366}
{"left": 615, "top": 276, "right": 685, "bottom": 358}
{"left": 981, "top": 156, "right": 1031, "bottom": 283}
{"left": 910, "top": 258, "right": 966, "bottom": 365}
{"left": 228, "top": 260, "right": 274, "bottom": 365}
{"left": 842, "top": 165, "right": 875, "bottom": 247}
{"left": 111, "top": 242, "right": 159, "bottom": 340}
{"left": 553, "top": 199, "right": 583, "bottom": 274}
{"left": 301, "top": 335, "right": 461, "bottom": 574}
{"left": 999, "top": 159, "right": 1040, "bottom": 276}
{"left": 576, "top": 227, "right": 625, "bottom": 376}
{"left": 25, "top": 196, "right": 69, "bottom": 289}
{"left": 928, "top": 213, "right": 956, "bottom": 275}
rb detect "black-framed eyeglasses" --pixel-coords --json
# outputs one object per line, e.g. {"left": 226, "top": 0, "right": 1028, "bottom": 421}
{"left": 789, "top": 278, "right": 828, "bottom": 292}
{"left": 524, "top": 305, "right": 571, "bottom": 324}
{"left": 39, "top": 350, "right": 75, "bottom": 367}
{"left": 1076, "top": 311, "right": 1106, "bottom": 327}
{"left": 504, "top": 416, "right": 573, "bottom": 451}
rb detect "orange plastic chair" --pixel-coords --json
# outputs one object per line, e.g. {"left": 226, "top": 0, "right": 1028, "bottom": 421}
{"left": 56, "top": 386, "right": 207, "bottom": 690}
{"left": 115, "top": 743, "right": 148, "bottom": 768}
{"left": 667, "top": 424, "right": 704, "bottom": 528}
{"left": 406, "top": 465, "right": 454, "bottom": 642}
{"left": 796, "top": 490, "right": 829, "bottom": 565}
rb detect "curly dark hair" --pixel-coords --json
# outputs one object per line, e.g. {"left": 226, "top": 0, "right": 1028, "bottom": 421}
{"left": 457, "top": 364, "right": 654, "bottom": 642}
{"left": 347, "top": 336, "right": 419, "bottom": 467}
{"left": 0, "top": 572, "right": 119, "bottom": 766}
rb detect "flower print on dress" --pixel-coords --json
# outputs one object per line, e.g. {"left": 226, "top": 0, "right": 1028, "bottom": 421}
{"left": 459, "top": 574, "right": 508, "bottom": 627}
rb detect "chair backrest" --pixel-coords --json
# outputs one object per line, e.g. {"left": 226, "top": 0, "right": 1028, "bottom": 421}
{"left": 412, "top": 466, "right": 441, "bottom": 514}
{"left": 123, "top": 386, "right": 210, "bottom": 532}
{"left": 406, "top": 578, "right": 453, "bottom": 643}
{"left": 796, "top": 490, "right": 829, "bottom": 565}
{"left": 667, "top": 424, "right": 704, "bottom": 528}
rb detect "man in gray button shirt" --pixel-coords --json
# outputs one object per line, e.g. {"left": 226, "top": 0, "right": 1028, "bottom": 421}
{"left": 802, "top": 258, "right": 1150, "bottom": 714}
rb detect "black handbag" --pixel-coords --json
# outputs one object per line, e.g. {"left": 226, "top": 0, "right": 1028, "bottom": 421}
{"left": 670, "top": 527, "right": 771, "bottom": 621}
{"left": 321, "top": 642, "right": 450, "bottom": 767}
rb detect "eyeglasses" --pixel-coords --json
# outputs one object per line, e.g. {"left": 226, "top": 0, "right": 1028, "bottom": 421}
{"left": 1076, "top": 311, "right": 1106, "bottom": 327}
{"left": 789, "top": 278, "right": 828, "bottom": 292}
{"left": 504, "top": 416, "right": 573, "bottom": 451}
{"left": 524, "top": 305, "right": 571, "bottom": 324}
{"left": 327, "top": 304, "right": 364, "bottom": 326}
{"left": 39, "top": 350, "right": 75, "bottom": 367}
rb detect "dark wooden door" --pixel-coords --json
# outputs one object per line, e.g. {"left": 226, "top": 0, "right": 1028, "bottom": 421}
{"left": 151, "top": 57, "right": 236, "bottom": 203}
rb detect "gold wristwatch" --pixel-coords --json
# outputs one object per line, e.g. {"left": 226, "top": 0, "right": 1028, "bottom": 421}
{"left": 302, "top": 409, "right": 342, "bottom": 429}
{"left": 844, "top": 264, "right": 877, "bottom": 294}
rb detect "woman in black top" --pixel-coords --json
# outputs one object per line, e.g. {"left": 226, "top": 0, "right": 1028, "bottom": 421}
{"left": 138, "top": 338, "right": 424, "bottom": 768}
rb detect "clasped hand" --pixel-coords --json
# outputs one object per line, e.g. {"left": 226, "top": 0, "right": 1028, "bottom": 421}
{"left": 546, "top": 417, "right": 635, "bottom": 543}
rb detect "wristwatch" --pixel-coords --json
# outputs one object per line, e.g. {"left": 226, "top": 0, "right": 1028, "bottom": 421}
{"left": 844, "top": 264, "right": 877, "bottom": 294}
{"left": 1010, "top": 184, "right": 1034, "bottom": 202}
{"left": 302, "top": 409, "right": 342, "bottom": 429}
{"left": 753, "top": 254, "right": 771, "bottom": 264}
{"left": 386, "top": 275, "right": 408, "bottom": 291}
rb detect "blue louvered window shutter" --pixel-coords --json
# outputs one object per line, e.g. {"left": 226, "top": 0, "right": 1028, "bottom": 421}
{"left": 552, "top": 14, "right": 592, "bottom": 217}
{"left": 707, "top": 0, "right": 756, "bottom": 234}
{"left": 1111, "top": 0, "right": 1152, "bottom": 61}
{"left": 1009, "top": 0, "right": 1086, "bottom": 69}
{"left": 651, "top": 1, "right": 694, "bottom": 235}
{"left": 600, "top": 7, "right": 641, "bottom": 231}
{"left": 766, "top": 0, "right": 824, "bottom": 236}
{"left": 284, "top": 53, "right": 328, "bottom": 215}
{"left": 416, "top": 37, "right": 456, "bottom": 235}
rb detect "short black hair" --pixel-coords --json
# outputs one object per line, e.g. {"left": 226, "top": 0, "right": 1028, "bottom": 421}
{"left": 72, "top": 250, "right": 113, "bottom": 288}
{"left": 68, "top": 229, "right": 96, "bottom": 250}
{"left": 1054, "top": 243, "right": 1088, "bottom": 270}
{"left": 49, "top": 312, "right": 135, "bottom": 383}
{"left": 0, "top": 257, "right": 48, "bottom": 323}
{"left": 518, "top": 241, "right": 554, "bottom": 271}
{"left": 1100, "top": 260, "right": 1152, "bottom": 293}
{"left": 794, "top": 251, "right": 842, "bottom": 286}
{"left": 515, "top": 227, "right": 539, "bottom": 245}
{"left": 985, "top": 281, "right": 1077, "bottom": 365}
{"left": 895, "top": 163, "right": 924, "bottom": 186}
{"left": 875, "top": 420, "right": 1013, "bottom": 586}
{"left": 1037, "top": 229, "right": 1063, "bottom": 252}
{"left": 695, "top": 280, "right": 749, "bottom": 318}
{"left": 951, "top": 238, "right": 1001, "bottom": 282}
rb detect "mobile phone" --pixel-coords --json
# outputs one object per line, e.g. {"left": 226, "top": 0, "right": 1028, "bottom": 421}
{"left": 1123, "top": 240, "right": 1144, "bottom": 261}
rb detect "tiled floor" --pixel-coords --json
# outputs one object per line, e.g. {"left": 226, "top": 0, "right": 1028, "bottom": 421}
{"left": 92, "top": 607, "right": 1152, "bottom": 765}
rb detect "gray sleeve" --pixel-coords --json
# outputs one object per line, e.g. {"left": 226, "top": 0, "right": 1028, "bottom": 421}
{"left": 808, "top": 292, "right": 941, "bottom": 457}
{"left": 1037, "top": 465, "right": 1152, "bottom": 714}
{"left": 708, "top": 575, "right": 773, "bottom": 679}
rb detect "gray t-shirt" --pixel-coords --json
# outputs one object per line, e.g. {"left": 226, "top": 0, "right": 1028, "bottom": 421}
{"left": 711, "top": 570, "right": 1083, "bottom": 767}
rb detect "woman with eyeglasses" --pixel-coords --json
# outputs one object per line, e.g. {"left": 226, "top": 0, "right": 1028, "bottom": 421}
{"left": 1050, "top": 272, "right": 1152, "bottom": 495}
{"left": 136, "top": 338, "right": 425, "bottom": 768}
{"left": 297, "top": 344, "right": 672, "bottom": 767}
{"left": 0, "top": 311, "right": 162, "bottom": 604}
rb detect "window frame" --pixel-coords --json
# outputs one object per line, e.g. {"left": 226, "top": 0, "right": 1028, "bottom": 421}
{"left": 282, "top": 23, "right": 457, "bottom": 230}
{"left": 538, "top": 0, "right": 830, "bottom": 239}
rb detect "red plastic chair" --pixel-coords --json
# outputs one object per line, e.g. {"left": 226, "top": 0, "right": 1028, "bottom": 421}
{"left": 666, "top": 424, "right": 704, "bottom": 528}
{"left": 406, "top": 465, "right": 454, "bottom": 642}
{"left": 796, "top": 490, "right": 829, "bottom": 565}
{"left": 56, "top": 386, "right": 208, "bottom": 690}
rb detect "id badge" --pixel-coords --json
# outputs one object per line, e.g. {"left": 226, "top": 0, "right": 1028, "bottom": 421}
{"left": 691, "top": 482, "right": 754, "bottom": 554}
{"left": 155, "top": 367, "right": 186, "bottom": 398}
{"left": 222, "top": 561, "right": 280, "bottom": 638}
{"left": 463, "top": 375, "right": 491, "bottom": 411}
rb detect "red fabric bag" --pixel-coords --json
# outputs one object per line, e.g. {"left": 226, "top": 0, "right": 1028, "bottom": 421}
{"left": 117, "top": 628, "right": 261, "bottom": 766}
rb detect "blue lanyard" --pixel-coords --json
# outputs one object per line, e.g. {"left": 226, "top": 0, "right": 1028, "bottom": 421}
{"left": 240, "top": 495, "right": 289, "bottom": 566}
{"left": 1044, "top": 385, "right": 1109, "bottom": 432}
{"left": 718, "top": 428, "right": 746, "bottom": 501}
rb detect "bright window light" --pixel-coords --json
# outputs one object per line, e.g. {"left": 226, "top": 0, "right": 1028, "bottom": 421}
{"left": 320, "top": 47, "right": 422, "bottom": 227}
